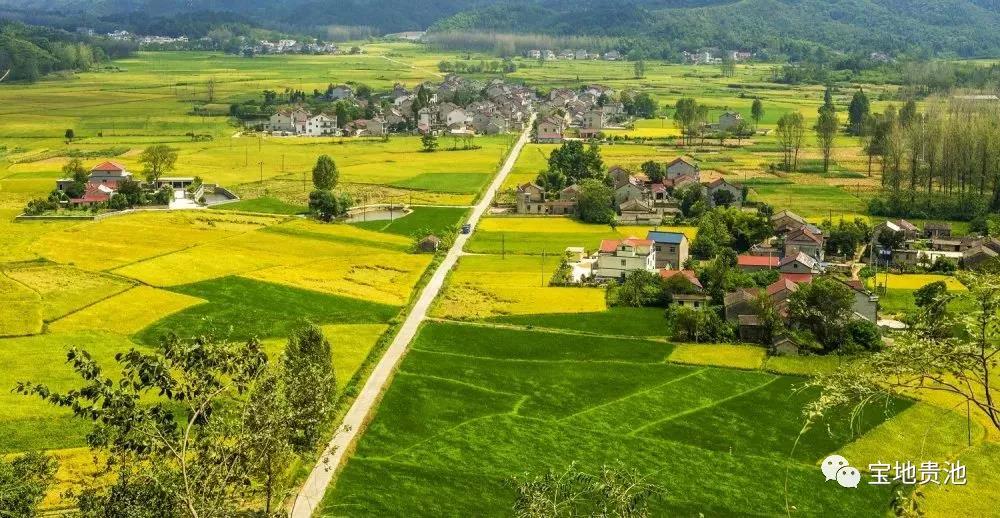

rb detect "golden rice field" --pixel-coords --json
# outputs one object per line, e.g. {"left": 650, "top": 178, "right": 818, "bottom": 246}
{"left": 48, "top": 285, "right": 206, "bottom": 335}
{"left": 248, "top": 253, "right": 432, "bottom": 306}
{"left": 29, "top": 211, "right": 284, "bottom": 272}
{"left": 431, "top": 254, "right": 607, "bottom": 319}
{"left": 870, "top": 273, "right": 968, "bottom": 291}
{"left": 0, "top": 273, "right": 41, "bottom": 336}
{"left": 667, "top": 344, "right": 768, "bottom": 370}
{"left": 3, "top": 264, "right": 133, "bottom": 325}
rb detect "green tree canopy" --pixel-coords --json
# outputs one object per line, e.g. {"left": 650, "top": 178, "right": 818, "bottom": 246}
{"left": 576, "top": 178, "right": 614, "bottom": 224}
{"left": 312, "top": 154, "right": 339, "bottom": 190}
{"left": 138, "top": 144, "right": 178, "bottom": 183}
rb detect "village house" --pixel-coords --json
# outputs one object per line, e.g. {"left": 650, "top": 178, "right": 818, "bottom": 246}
{"left": 737, "top": 254, "right": 780, "bottom": 271}
{"left": 660, "top": 269, "right": 710, "bottom": 309}
{"left": 618, "top": 198, "right": 660, "bottom": 225}
{"left": 327, "top": 84, "right": 353, "bottom": 100}
{"left": 647, "top": 231, "right": 689, "bottom": 270}
{"left": 783, "top": 227, "right": 824, "bottom": 262}
{"left": 615, "top": 177, "right": 648, "bottom": 206}
{"left": 770, "top": 210, "right": 807, "bottom": 235}
{"left": 267, "top": 108, "right": 308, "bottom": 133}
{"left": 595, "top": 237, "right": 656, "bottom": 281}
{"left": 923, "top": 222, "right": 952, "bottom": 239}
{"left": 536, "top": 115, "right": 565, "bottom": 143}
{"left": 304, "top": 113, "right": 337, "bottom": 136}
{"left": 964, "top": 245, "right": 1000, "bottom": 270}
{"left": 666, "top": 157, "right": 700, "bottom": 180}
{"left": 717, "top": 111, "right": 744, "bottom": 132}
{"left": 579, "top": 108, "right": 606, "bottom": 139}
{"left": 515, "top": 183, "right": 578, "bottom": 215}
{"left": 779, "top": 252, "right": 820, "bottom": 275}
{"left": 703, "top": 178, "right": 743, "bottom": 207}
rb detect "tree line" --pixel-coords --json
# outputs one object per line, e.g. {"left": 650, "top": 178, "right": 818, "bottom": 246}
{"left": 0, "top": 21, "right": 136, "bottom": 82}
{"left": 9, "top": 323, "right": 339, "bottom": 516}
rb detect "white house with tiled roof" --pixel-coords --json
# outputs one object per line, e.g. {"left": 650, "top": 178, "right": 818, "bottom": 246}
{"left": 595, "top": 237, "right": 656, "bottom": 281}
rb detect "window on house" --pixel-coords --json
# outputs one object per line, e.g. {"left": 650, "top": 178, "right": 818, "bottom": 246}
{"left": 693, "top": 302, "right": 700, "bottom": 308}
{"left": 621, "top": 260, "right": 626, "bottom": 266}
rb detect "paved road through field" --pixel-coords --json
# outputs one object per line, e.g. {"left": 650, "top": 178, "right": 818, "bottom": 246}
{"left": 291, "top": 114, "right": 536, "bottom": 517}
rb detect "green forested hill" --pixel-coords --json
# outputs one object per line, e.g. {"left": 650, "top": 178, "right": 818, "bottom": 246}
{"left": 1, "top": 0, "right": 999, "bottom": 57}
{"left": 433, "top": 0, "right": 1000, "bottom": 57}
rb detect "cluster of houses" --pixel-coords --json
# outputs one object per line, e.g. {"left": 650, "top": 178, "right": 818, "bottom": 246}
{"left": 526, "top": 49, "right": 622, "bottom": 61}
{"left": 869, "top": 219, "right": 1000, "bottom": 271}
{"left": 515, "top": 158, "right": 744, "bottom": 224}
{"left": 263, "top": 75, "right": 534, "bottom": 137}
{"left": 54, "top": 161, "right": 202, "bottom": 207}
{"left": 562, "top": 207, "right": 877, "bottom": 354}
{"left": 534, "top": 84, "right": 626, "bottom": 142}
{"left": 243, "top": 39, "right": 340, "bottom": 55}
{"left": 682, "top": 50, "right": 753, "bottom": 65}
{"left": 724, "top": 210, "right": 879, "bottom": 351}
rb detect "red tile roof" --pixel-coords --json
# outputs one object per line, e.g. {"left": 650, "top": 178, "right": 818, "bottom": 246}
{"left": 766, "top": 278, "right": 799, "bottom": 297}
{"left": 738, "top": 255, "right": 780, "bottom": 267}
{"left": 660, "top": 269, "right": 703, "bottom": 288}
{"left": 599, "top": 239, "right": 620, "bottom": 253}
{"left": 779, "top": 273, "right": 814, "bottom": 284}
{"left": 91, "top": 161, "right": 127, "bottom": 172}
{"left": 786, "top": 227, "right": 823, "bottom": 245}
{"left": 599, "top": 237, "right": 652, "bottom": 253}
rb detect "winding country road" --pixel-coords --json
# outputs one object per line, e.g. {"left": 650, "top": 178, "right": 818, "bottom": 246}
{"left": 291, "top": 115, "right": 535, "bottom": 517}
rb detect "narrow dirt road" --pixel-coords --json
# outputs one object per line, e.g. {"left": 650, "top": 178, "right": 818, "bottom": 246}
{"left": 290, "top": 115, "right": 535, "bottom": 517}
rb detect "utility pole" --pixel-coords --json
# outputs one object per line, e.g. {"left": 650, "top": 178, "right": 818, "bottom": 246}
{"left": 502, "top": 233, "right": 505, "bottom": 259}
{"left": 541, "top": 247, "right": 546, "bottom": 287}
{"left": 258, "top": 161, "right": 264, "bottom": 187}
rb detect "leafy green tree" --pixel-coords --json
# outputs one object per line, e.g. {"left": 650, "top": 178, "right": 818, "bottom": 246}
{"left": 775, "top": 112, "right": 805, "bottom": 171}
{"left": 138, "top": 144, "right": 178, "bottom": 183}
{"left": 805, "top": 272, "right": 1000, "bottom": 433}
{"left": 547, "top": 141, "right": 603, "bottom": 184}
{"left": 633, "top": 59, "right": 645, "bottom": 79}
{"left": 512, "top": 462, "right": 661, "bottom": 518}
{"left": 0, "top": 451, "right": 57, "bottom": 517}
{"left": 712, "top": 189, "right": 735, "bottom": 208}
{"left": 814, "top": 100, "right": 840, "bottom": 174}
{"left": 675, "top": 182, "right": 706, "bottom": 218}
{"left": 308, "top": 189, "right": 351, "bottom": 222}
{"left": 750, "top": 98, "right": 764, "bottom": 129}
{"left": 673, "top": 98, "right": 701, "bottom": 145}
{"left": 245, "top": 370, "right": 292, "bottom": 515}
{"left": 421, "top": 133, "right": 439, "bottom": 152}
{"left": 640, "top": 160, "right": 664, "bottom": 183}
{"left": 607, "top": 270, "right": 667, "bottom": 307}
{"left": 108, "top": 192, "right": 128, "bottom": 210}
{"left": 670, "top": 306, "right": 732, "bottom": 343}
{"left": 899, "top": 99, "right": 918, "bottom": 128}
{"left": 16, "top": 334, "right": 291, "bottom": 516}
{"left": 787, "top": 277, "right": 855, "bottom": 352}
{"left": 64, "top": 128, "right": 74, "bottom": 143}
{"left": 913, "top": 280, "right": 954, "bottom": 338}
{"left": 312, "top": 154, "right": 339, "bottom": 190}
{"left": 116, "top": 177, "right": 143, "bottom": 207}
{"left": 847, "top": 89, "right": 870, "bottom": 135}
{"left": 576, "top": 179, "right": 614, "bottom": 224}
{"left": 282, "top": 324, "right": 337, "bottom": 452}
{"left": 62, "top": 157, "right": 88, "bottom": 182}
{"left": 752, "top": 290, "right": 784, "bottom": 346}
{"left": 535, "top": 168, "right": 567, "bottom": 194}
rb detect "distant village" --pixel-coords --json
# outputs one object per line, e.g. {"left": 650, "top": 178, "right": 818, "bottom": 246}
{"left": 525, "top": 49, "right": 622, "bottom": 61}
{"left": 516, "top": 158, "right": 743, "bottom": 224}
{"left": 248, "top": 75, "right": 535, "bottom": 137}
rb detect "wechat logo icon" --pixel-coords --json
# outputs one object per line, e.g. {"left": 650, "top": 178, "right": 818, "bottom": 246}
{"left": 821, "top": 455, "right": 861, "bottom": 488}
